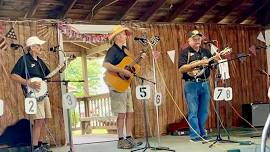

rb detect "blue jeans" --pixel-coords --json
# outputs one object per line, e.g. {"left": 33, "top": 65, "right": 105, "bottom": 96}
{"left": 184, "top": 81, "right": 210, "bottom": 139}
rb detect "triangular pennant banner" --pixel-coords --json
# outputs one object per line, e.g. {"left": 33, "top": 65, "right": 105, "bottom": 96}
{"left": 257, "top": 32, "right": 265, "bottom": 43}
{"left": 167, "top": 50, "right": 175, "bottom": 63}
{"left": 5, "top": 27, "right": 17, "bottom": 40}
{"left": 0, "top": 36, "right": 7, "bottom": 51}
{"left": 152, "top": 51, "right": 161, "bottom": 59}
{"left": 210, "top": 43, "right": 218, "bottom": 55}
{"left": 249, "top": 45, "right": 257, "bottom": 56}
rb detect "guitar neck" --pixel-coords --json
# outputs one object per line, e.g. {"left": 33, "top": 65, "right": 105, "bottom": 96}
{"left": 129, "top": 52, "right": 144, "bottom": 67}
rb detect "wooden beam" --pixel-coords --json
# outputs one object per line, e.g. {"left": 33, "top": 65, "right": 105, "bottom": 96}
{"left": 86, "top": 43, "right": 111, "bottom": 56}
{"left": 57, "top": 0, "right": 77, "bottom": 19}
{"left": 165, "top": 0, "right": 196, "bottom": 22}
{"left": 140, "top": 0, "right": 166, "bottom": 22}
{"left": 24, "top": 0, "right": 41, "bottom": 18}
{"left": 115, "top": 0, "right": 137, "bottom": 21}
{"left": 233, "top": 0, "right": 268, "bottom": 24}
{"left": 85, "top": 0, "right": 115, "bottom": 20}
{"left": 188, "top": 0, "right": 219, "bottom": 23}
{"left": 208, "top": 0, "right": 245, "bottom": 23}
{"left": 63, "top": 40, "right": 98, "bottom": 46}
{"left": 81, "top": 50, "right": 90, "bottom": 96}
{"left": 71, "top": 42, "right": 92, "bottom": 50}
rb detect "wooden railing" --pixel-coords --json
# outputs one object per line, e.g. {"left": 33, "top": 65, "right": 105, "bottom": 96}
{"left": 77, "top": 93, "right": 117, "bottom": 134}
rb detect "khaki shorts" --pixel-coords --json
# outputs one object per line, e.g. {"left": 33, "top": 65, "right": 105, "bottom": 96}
{"left": 109, "top": 87, "right": 134, "bottom": 115}
{"left": 32, "top": 97, "right": 52, "bottom": 120}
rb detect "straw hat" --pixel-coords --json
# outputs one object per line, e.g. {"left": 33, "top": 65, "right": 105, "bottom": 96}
{"left": 108, "top": 25, "right": 131, "bottom": 41}
{"left": 26, "top": 36, "right": 46, "bottom": 47}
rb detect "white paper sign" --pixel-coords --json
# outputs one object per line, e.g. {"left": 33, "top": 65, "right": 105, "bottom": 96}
{"left": 214, "top": 87, "right": 225, "bottom": 101}
{"left": 136, "top": 85, "right": 151, "bottom": 100}
{"left": 25, "top": 98, "right": 37, "bottom": 114}
{"left": 0, "top": 99, "right": 4, "bottom": 116}
{"left": 63, "top": 92, "right": 77, "bottom": 109}
{"left": 224, "top": 87, "right": 233, "bottom": 101}
{"left": 167, "top": 50, "right": 175, "bottom": 63}
{"left": 214, "top": 87, "right": 233, "bottom": 101}
{"left": 154, "top": 92, "right": 162, "bottom": 106}
{"left": 218, "top": 59, "right": 230, "bottom": 80}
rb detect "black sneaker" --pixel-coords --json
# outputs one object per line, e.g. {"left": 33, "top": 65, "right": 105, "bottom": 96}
{"left": 202, "top": 136, "right": 211, "bottom": 141}
{"left": 189, "top": 138, "right": 202, "bottom": 143}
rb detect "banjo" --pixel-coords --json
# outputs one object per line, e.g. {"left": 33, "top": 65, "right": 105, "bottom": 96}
{"left": 25, "top": 55, "right": 76, "bottom": 102}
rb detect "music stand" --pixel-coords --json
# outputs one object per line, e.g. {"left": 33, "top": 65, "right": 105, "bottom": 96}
{"left": 131, "top": 75, "right": 157, "bottom": 152}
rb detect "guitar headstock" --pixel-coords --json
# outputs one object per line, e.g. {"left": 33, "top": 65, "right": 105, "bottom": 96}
{"left": 220, "top": 47, "right": 232, "bottom": 56}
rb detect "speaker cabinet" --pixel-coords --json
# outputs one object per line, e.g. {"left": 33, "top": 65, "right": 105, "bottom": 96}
{"left": 242, "top": 103, "right": 270, "bottom": 127}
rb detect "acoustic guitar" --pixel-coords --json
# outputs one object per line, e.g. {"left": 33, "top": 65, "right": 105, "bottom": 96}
{"left": 104, "top": 36, "right": 160, "bottom": 92}
{"left": 187, "top": 47, "right": 232, "bottom": 78}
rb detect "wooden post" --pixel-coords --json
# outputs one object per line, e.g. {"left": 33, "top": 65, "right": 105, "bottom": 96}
{"left": 81, "top": 49, "right": 89, "bottom": 96}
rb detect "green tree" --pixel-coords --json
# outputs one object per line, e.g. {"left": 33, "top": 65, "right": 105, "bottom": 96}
{"left": 65, "top": 57, "right": 103, "bottom": 97}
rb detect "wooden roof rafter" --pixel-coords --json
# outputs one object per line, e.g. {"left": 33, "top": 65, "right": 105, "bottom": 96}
{"left": 57, "top": 0, "right": 78, "bottom": 19}
{"left": 208, "top": 0, "right": 246, "bottom": 23}
{"left": 24, "top": 0, "right": 41, "bottom": 18}
{"left": 114, "top": 0, "right": 138, "bottom": 21}
{"left": 233, "top": 0, "right": 269, "bottom": 24}
{"left": 188, "top": 0, "right": 219, "bottom": 22}
{"left": 140, "top": 0, "right": 167, "bottom": 22}
{"left": 165, "top": 0, "right": 196, "bottom": 22}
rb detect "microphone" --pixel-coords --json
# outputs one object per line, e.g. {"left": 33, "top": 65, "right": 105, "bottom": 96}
{"left": 134, "top": 37, "right": 147, "bottom": 41}
{"left": 49, "top": 45, "right": 61, "bottom": 52}
{"left": 203, "top": 40, "right": 217, "bottom": 44}
{"left": 10, "top": 43, "right": 22, "bottom": 49}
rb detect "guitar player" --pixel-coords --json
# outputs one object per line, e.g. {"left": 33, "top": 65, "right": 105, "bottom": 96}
{"left": 103, "top": 25, "right": 145, "bottom": 149}
{"left": 178, "top": 30, "right": 220, "bottom": 142}
{"left": 10, "top": 36, "right": 51, "bottom": 151}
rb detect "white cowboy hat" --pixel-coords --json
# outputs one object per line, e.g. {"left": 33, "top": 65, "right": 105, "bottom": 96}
{"left": 26, "top": 36, "right": 46, "bottom": 47}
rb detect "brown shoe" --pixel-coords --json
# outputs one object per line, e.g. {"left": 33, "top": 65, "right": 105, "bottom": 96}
{"left": 117, "top": 139, "right": 133, "bottom": 149}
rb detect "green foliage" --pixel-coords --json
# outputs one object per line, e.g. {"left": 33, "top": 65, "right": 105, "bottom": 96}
{"left": 70, "top": 109, "right": 80, "bottom": 128}
{"left": 65, "top": 57, "right": 104, "bottom": 97}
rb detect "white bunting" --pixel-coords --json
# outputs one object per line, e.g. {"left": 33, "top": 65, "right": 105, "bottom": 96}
{"left": 167, "top": 50, "right": 175, "bottom": 63}
{"left": 257, "top": 32, "right": 266, "bottom": 43}
{"left": 0, "top": 99, "right": 3, "bottom": 116}
{"left": 210, "top": 43, "right": 218, "bottom": 55}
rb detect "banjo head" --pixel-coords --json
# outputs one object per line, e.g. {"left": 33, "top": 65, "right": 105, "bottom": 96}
{"left": 28, "top": 77, "right": 48, "bottom": 99}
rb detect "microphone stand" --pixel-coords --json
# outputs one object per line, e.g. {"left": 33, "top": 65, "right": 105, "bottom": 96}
{"left": 208, "top": 54, "right": 251, "bottom": 148}
{"left": 47, "top": 79, "right": 84, "bottom": 152}
{"left": 15, "top": 45, "right": 34, "bottom": 152}
{"left": 131, "top": 75, "right": 162, "bottom": 152}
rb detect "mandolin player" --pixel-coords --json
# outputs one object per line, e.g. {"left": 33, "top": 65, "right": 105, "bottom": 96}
{"left": 10, "top": 36, "right": 51, "bottom": 151}
{"left": 178, "top": 30, "right": 220, "bottom": 142}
